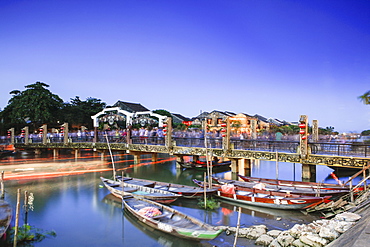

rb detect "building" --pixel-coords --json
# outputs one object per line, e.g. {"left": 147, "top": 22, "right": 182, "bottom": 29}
{"left": 91, "top": 101, "right": 166, "bottom": 129}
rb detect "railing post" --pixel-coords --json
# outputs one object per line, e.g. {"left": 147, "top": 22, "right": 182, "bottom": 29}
{"left": 298, "top": 115, "right": 309, "bottom": 158}
{"left": 62, "top": 123, "right": 69, "bottom": 144}
{"left": 312, "top": 120, "right": 319, "bottom": 142}
{"left": 42, "top": 124, "right": 47, "bottom": 145}
{"left": 164, "top": 117, "right": 172, "bottom": 148}
{"left": 7, "top": 128, "right": 15, "bottom": 145}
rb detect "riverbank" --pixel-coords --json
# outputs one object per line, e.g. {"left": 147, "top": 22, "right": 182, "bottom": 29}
{"left": 210, "top": 189, "right": 370, "bottom": 246}
{"left": 326, "top": 194, "right": 370, "bottom": 247}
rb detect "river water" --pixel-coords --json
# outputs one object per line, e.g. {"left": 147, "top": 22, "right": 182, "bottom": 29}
{"left": 0, "top": 151, "right": 363, "bottom": 247}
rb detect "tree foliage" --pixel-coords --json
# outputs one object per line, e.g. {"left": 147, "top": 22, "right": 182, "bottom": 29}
{"left": 361, "top": 130, "right": 370, "bottom": 136}
{"left": 153, "top": 109, "right": 172, "bottom": 117}
{"left": 2, "top": 82, "right": 63, "bottom": 126}
{"left": 60, "top": 96, "right": 106, "bottom": 129}
{"left": 358, "top": 90, "right": 370, "bottom": 105}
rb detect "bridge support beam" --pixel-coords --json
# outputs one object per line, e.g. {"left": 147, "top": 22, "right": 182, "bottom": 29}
{"left": 174, "top": 155, "right": 184, "bottom": 168}
{"left": 230, "top": 159, "right": 239, "bottom": 173}
{"left": 240, "top": 159, "right": 251, "bottom": 177}
{"left": 151, "top": 153, "right": 158, "bottom": 162}
{"left": 53, "top": 149, "right": 59, "bottom": 158}
{"left": 73, "top": 149, "right": 80, "bottom": 159}
{"left": 302, "top": 163, "right": 316, "bottom": 182}
{"left": 133, "top": 154, "right": 141, "bottom": 164}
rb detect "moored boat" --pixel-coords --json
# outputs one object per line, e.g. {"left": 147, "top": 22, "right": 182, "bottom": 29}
{"left": 0, "top": 200, "right": 12, "bottom": 238}
{"left": 177, "top": 160, "right": 231, "bottom": 170}
{"left": 101, "top": 177, "right": 181, "bottom": 204}
{"left": 211, "top": 177, "right": 350, "bottom": 197}
{"left": 116, "top": 176, "right": 218, "bottom": 199}
{"left": 193, "top": 179, "right": 330, "bottom": 210}
{"left": 122, "top": 195, "right": 223, "bottom": 240}
{"left": 237, "top": 174, "right": 350, "bottom": 190}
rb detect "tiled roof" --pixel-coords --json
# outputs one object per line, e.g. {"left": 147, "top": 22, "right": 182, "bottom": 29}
{"left": 113, "top": 101, "right": 149, "bottom": 112}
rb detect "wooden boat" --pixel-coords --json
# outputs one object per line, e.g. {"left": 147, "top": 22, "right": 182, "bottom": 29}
{"left": 193, "top": 179, "right": 330, "bottom": 210}
{"left": 101, "top": 177, "right": 181, "bottom": 204}
{"left": 122, "top": 195, "right": 223, "bottom": 240}
{"left": 0, "top": 200, "right": 12, "bottom": 238}
{"left": 211, "top": 177, "right": 350, "bottom": 197}
{"left": 116, "top": 176, "right": 218, "bottom": 199}
{"left": 237, "top": 174, "right": 352, "bottom": 190}
{"left": 177, "top": 160, "right": 231, "bottom": 170}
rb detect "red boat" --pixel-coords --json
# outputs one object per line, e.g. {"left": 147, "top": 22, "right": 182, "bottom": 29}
{"left": 237, "top": 174, "right": 351, "bottom": 191}
{"left": 193, "top": 179, "right": 330, "bottom": 210}
{"left": 211, "top": 176, "right": 350, "bottom": 197}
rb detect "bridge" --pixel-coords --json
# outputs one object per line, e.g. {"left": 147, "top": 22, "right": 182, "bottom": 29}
{"left": 3, "top": 116, "right": 370, "bottom": 181}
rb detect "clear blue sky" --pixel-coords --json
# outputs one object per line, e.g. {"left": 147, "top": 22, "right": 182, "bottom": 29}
{"left": 1, "top": 0, "right": 369, "bottom": 133}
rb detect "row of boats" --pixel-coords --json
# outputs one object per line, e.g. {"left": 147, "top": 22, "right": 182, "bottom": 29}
{"left": 100, "top": 173, "right": 357, "bottom": 241}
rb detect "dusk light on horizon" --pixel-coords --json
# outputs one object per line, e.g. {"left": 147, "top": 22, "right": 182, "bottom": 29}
{"left": 1, "top": 0, "right": 370, "bottom": 133}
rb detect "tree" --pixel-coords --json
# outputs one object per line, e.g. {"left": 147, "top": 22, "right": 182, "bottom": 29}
{"left": 60, "top": 96, "right": 106, "bottom": 129}
{"left": 358, "top": 90, "right": 370, "bottom": 105}
{"left": 153, "top": 109, "right": 172, "bottom": 118}
{"left": 2, "top": 82, "right": 63, "bottom": 128}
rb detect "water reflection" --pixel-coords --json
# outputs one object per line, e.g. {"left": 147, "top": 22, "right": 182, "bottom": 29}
{"left": 0, "top": 151, "right": 364, "bottom": 247}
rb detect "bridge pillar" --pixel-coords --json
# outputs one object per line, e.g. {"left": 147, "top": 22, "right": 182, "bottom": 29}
{"left": 230, "top": 159, "right": 239, "bottom": 173}
{"left": 151, "top": 153, "right": 158, "bottom": 162}
{"left": 174, "top": 155, "right": 184, "bottom": 168}
{"left": 53, "top": 149, "right": 59, "bottom": 158}
{"left": 133, "top": 154, "right": 141, "bottom": 164}
{"left": 193, "top": 155, "right": 199, "bottom": 162}
{"left": 240, "top": 159, "right": 251, "bottom": 177}
{"left": 302, "top": 163, "right": 316, "bottom": 182}
{"left": 100, "top": 151, "right": 105, "bottom": 161}
{"left": 74, "top": 149, "right": 80, "bottom": 159}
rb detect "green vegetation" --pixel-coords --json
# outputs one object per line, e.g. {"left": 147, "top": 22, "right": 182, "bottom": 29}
{"left": 0, "top": 224, "right": 56, "bottom": 246}
{"left": 358, "top": 90, "right": 370, "bottom": 105}
{"left": 0, "top": 82, "right": 106, "bottom": 135}
{"left": 361, "top": 130, "right": 370, "bottom": 136}
{"left": 198, "top": 197, "right": 219, "bottom": 210}
{"left": 61, "top": 96, "right": 106, "bottom": 129}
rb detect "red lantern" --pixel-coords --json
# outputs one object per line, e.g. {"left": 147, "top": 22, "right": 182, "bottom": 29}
{"left": 301, "top": 136, "right": 307, "bottom": 140}
{"left": 163, "top": 129, "right": 167, "bottom": 132}
{"left": 299, "top": 130, "right": 305, "bottom": 135}
{"left": 299, "top": 124, "right": 306, "bottom": 129}
{"left": 163, "top": 124, "right": 167, "bottom": 128}
{"left": 220, "top": 123, "right": 227, "bottom": 127}
{"left": 221, "top": 129, "right": 226, "bottom": 133}
{"left": 222, "top": 134, "right": 226, "bottom": 137}
{"left": 163, "top": 133, "right": 167, "bottom": 136}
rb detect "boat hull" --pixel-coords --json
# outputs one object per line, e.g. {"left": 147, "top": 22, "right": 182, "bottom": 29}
{"left": 215, "top": 190, "right": 323, "bottom": 210}
{"left": 101, "top": 177, "right": 181, "bottom": 204}
{"left": 123, "top": 196, "right": 222, "bottom": 240}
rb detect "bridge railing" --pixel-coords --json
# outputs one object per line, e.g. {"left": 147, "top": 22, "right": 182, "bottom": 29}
{"left": 3, "top": 135, "right": 370, "bottom": 157}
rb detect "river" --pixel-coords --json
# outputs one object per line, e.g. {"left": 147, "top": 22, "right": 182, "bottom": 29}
{"left": 0, "top": 150, "right": 363, "bottom": 247}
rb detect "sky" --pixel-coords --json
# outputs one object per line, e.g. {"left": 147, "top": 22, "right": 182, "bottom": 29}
{"left": 1, "top": 0, "right": 370, "bottom": 133}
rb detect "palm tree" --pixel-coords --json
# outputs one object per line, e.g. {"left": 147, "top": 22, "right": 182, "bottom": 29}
{"left": 358, "top": 90, "right": 370, "bottom": 105}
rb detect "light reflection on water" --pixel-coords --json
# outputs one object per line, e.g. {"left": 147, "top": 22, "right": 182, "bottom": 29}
{"left": 1, "top": 151, "right": 363, "bottom": 246}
